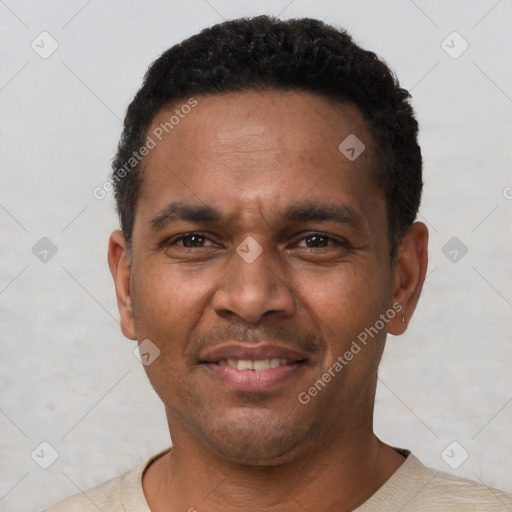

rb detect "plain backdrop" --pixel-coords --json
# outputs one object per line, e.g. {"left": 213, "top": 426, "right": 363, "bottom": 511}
{"left": 1, "top": 1, "right": 511, "bottom": 510}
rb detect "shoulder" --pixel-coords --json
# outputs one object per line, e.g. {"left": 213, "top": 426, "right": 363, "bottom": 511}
{"left": 418, "top": 463, "right": 512, "bottom": 510}
{"left": 43, "top": 462, "right": 151, "bottom": 512}
{"left": 357, "top": 451, "right": 512, "bottom": 511}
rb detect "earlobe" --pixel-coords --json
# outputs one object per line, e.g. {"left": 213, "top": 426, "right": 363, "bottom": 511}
{"left": 108, "top": 230, "right": 137, "bottom": 340}
{"left": 388, "top": 222, "right": 428, "bottom": 336}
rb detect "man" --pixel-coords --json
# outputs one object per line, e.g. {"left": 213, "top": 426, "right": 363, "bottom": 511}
{"left": 46, "top": 15, "right": 512, "bottom": 512}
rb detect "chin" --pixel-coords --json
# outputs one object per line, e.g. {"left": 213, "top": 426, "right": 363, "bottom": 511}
{"left": 199, "top": 408, "right": 313, "bottom": 465}
{"left": 213, "top": 438, "right": 303, "bottom": 466}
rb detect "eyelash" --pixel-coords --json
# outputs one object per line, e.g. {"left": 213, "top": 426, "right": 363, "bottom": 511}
{"left": 166, "top": 232, "right": 348, "bottom": 250}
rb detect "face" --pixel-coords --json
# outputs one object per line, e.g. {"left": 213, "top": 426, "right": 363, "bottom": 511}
{"left": 109, "top": 90, "right": 425, "bottom": 465}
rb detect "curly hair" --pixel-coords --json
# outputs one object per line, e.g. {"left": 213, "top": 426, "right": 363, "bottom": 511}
{"left": 112, "top": 15, "right": 422, "bottom": 258}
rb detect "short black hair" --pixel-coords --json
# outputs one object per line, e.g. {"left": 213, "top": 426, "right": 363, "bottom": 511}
{"left": 112, "top": 15, "right": 422, "bottom": 258}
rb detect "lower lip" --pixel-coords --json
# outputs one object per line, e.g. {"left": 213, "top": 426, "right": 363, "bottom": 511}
{"left": 201, "top": 362, "right": 305, "bottom": 392}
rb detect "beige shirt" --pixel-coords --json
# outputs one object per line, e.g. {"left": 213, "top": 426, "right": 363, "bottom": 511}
{"left": 44, "top": 449, "right": 512, "bottom": 511}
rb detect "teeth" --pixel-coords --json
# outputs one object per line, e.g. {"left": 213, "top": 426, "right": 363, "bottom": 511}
{"left": 218, "top": 358, "right": 289, "bottom": 370}
{"left": 237, "top": 359, "right": 253, "bottom": 370}
{"left": 253, "top": 359, "right": 270, "bottom": 370}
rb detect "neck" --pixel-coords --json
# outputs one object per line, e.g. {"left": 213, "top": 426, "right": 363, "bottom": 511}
{"left": 143, "top": 424, "right": 405, "bottom": 512}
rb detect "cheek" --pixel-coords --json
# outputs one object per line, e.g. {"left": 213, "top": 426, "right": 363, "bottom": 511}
{"left": 133, "top": 261, "right": 210, "bottom": 323}
{"left": 130, "top": 263, "right": 209, "bottom": 371}
{"left": 299, "top": 262, "right": 389, "bottom": 356}
{"left": 130, "top": 265, "right": 209, "bottom": 404}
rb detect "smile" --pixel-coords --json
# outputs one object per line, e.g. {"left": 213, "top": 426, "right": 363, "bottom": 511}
{"left": 199, "top": 343, "right": 309, "bottom": 391}
{"left": 217, "top": 358, "right": 290, "bottom": 370}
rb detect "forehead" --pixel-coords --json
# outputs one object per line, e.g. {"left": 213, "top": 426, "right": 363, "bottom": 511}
{"left": 146, "top": 89, "right": 374, "bottom": 167}
{"left": 136, "top": 90, "right": 384, "bottom": 234}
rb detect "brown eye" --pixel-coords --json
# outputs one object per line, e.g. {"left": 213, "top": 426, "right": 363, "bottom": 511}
{"left": 169, "top": 233, "right": 213, "bottom": 248}
{"left": 303, "top": 234, "right": 331, "bottom": 248}
{"left": 296, "top": 233, "right": 341, "bottom": 248}
{"left": 181, "top": 234, "right": 206, "bottom": 247}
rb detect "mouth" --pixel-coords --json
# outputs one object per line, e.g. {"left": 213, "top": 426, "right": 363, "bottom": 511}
{"left": 199, "top": 344, "right": 309, "bottom": 392}
{"left": 217, "top": 357, "right": 292, "bottom": 370}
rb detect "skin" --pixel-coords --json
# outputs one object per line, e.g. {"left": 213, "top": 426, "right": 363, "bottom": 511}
{"left": 108, "top": 90, "right": 428, "bottom": 511}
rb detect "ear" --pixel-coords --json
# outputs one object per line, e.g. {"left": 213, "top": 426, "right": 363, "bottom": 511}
{"left": 108, "top": 230, "right": 137, "bottom": 340}
{"left": 388, "top": 222, "right": 428, "bottom": 335}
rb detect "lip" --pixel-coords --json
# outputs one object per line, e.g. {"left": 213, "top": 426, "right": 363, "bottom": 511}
{"left": 199, "top": 343, "right": 309, "bottom": 392}
{"left": 200, "top": 343, "right": 307, "bottom": 363}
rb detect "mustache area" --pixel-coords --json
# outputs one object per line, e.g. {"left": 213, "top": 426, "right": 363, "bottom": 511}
{"left": 186, "top": 323, "right": 326, "bottom": 364}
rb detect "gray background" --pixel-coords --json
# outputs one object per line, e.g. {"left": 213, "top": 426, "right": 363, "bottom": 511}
{"left": 1, "top": 0, "right": 511, "bottom": 510}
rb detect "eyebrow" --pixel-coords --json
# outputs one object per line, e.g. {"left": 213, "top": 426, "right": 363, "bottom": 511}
{"left": 150, "top": 200, "right": 361, "bottom": 231}
{"left": 150, "top": 202, "right": 223, "bottom": 230}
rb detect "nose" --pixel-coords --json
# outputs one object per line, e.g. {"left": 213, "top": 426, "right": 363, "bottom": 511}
{"left": 212, "top": 241, "right": 295, "bottom": 325}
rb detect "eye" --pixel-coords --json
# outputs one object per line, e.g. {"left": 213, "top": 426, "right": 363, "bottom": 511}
{"left": 296, "top": 232, "right": 345, "bottom": 249}
{"left": 168, "top": 233, "right": 214, "bottom": 248}
{"left": 164, "top": 232, "right": 349, "bottom": 252}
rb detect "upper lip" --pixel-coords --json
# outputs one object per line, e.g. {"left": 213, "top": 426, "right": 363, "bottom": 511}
{"left": 199, "top": 343, "right": 308, "bottom": 363}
